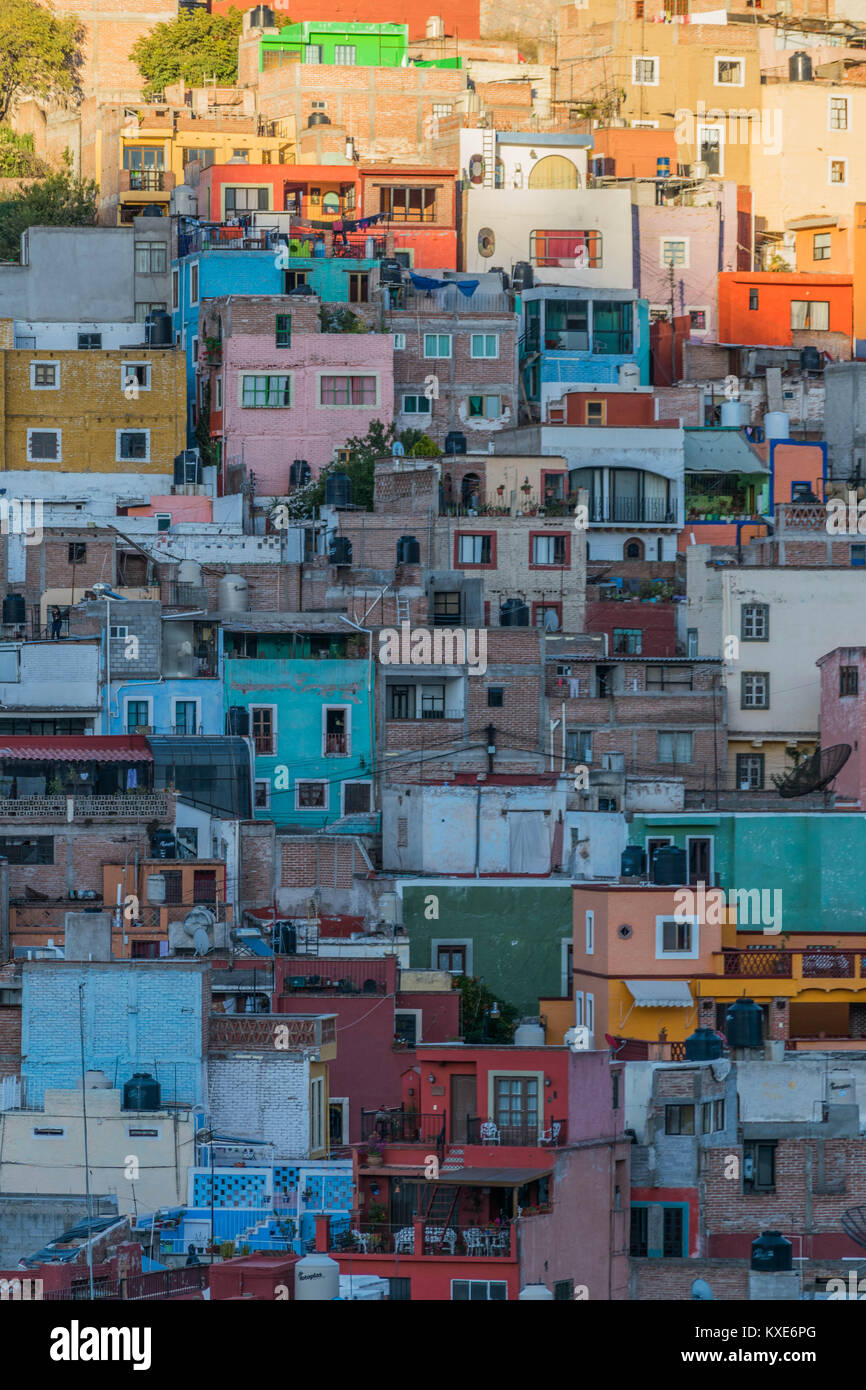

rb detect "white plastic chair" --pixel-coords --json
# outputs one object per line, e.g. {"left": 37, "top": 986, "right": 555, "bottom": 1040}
{"left": 463, "top": 1228, "right": 485, "bottom": 1256}
{"left": 395, "top": 1227, "right": 414, "bottom": 1253}
{"left": 479, "top": 1120, "right": 500, "bottom": 1145}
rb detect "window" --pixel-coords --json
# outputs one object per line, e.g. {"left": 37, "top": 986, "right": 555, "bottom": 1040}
{"left": 852, "top": 544, "right": 866, "bottom": 568}
{"left": 122, "top": 362, "right": 151, "bottom": 392}
{"left": 424, "top": 334, "right": 451, "bottom": 358}
{"left": 433, "top": 592, "right": 460, "bottom": 626}
{"left": 0, "top": 836, "right": 53, "bottom": 864}
{"left": 714, "top": 1099, "right": 725, "bottom": 1130}
{"left": 749, "top": 288, "right": 759, "bottom": 311}
{"left": 613, "top": 628, "right": 642, "bottom": 655}
{"left": 33, "top": 1127, "right": 65, "bottom": 1138}
{"left": 68, "top": 542, "right": 86, "bottom": 564}
{"left": 30, "top": 361, "right": 59, "bottom": 391}
{"left": 457, "top": 533, "right": 492, "bottom": 565}
{"left": 698, "top": 124, "right": 723, "bottom": 174}
{"left": 380, "top": 186, "right": 437, "bottom": 222}
{"left": 452, "top": 1281, "right": 507, "bottom": 1300}
{"left": 135, "top": 301, "right": 165, "bottom": 323}
{"left": 715, "top": 57, "right": 744, "bottom": 85}
{"left": 117, "top": 430, "right": 150, "bottom": 462}
{"left": 324, "top": 706, "right": 349, "bottom": 756}
{"left": 173, "top": 700, "right": 197, "bottom": 735}
{"left": 172, "top": 269, "right": 179, "bottom": 310}
{"left": 470, "top": 334, "right": 499, "bottom": 358}
{"left": 189, "top": 263, "right": 199, "bottom": 305}
{"left": 393, "top": 333, "right": 406, "bottom": 350}
{"left": 182, "top": 147, "right": 216, "bottom": 168}
{"left": 554, "top": 1279, "right": 575, "bottom": 1301}
{"left": 110, "top": 625, "right": 129, "bottom": 640}
{"left": 586, "top": 399, "right": 605, "bottom": 425}
{"left": 123, "top": 146, "right": 164, "bottom": 170}
{"left": 744, "top": 1140, "right": 776, "bottom": 1193}
{"left": 534, "top": 602, "right": 561, "bottom": 631}
{"left": 660, "top": 918, "right": 693, "bottom": 954}
{"left": 612, "top": 1072, "right": 621, "bottom": 1110}
{"left": 741, "top": 672, "right": 769, "bottom": 709}
{"left": 251, "top": 706, "right": 275, "bottom": 755}
{"left": 296, "top": 780, "right": 327, "bottom": 809}
{"left": 741, "top": 603, "right": 768, "bottom": 640}
{"left": 283, "top": 270, "right": 309, "bottom": 292}
{"left": 585, "top": 909, "right": 594, "bottom": 955}
{"left": 487, "top": 687, "right": 504, "bottom": 707}
{"left": 687, "top": 629, "right": 698, "bottom": 657}
{"left": 333, "top": 43, "right": 356, "bottom": 63}
{"left": 242, "top": 374, "right": 292, "bottom": 408}
{"left": 829, "top": 96, "right": 848, "bottom": 130}
{"left": 531, "top": 534, "right": 568, "bottom": 566}
{"left": 688, "top": 308, "right": 708, "bottom": 331}
{"left": 395, "top": 1011, "right": 418, "bottom": 1045}
{"left": 310, "top": 1076, "right": 325, "bottom": 1151}
{"left": 791, "top": 300, "right": 830, "bottom": 331}
{"left": 813, "top": 232, "right": 832, "bottom": 262}
{"left": 841, "top": 665, "right": 859, "bottom": 696}
{"left": 320, "top": 375, "right": 376, "bottom": 406}
{"left": 224, "top": 186, "right": 269, "bottom": 212}
{"left": 566, "top": 730, "right": 592, "bottom": 763}
{"left": 342, "top": 781, "right": 371, "bottom": 814}
{"left": 660, "top": 238, "right": 688, "bottom": 268}
{"left": 126, "top": 699, "right": 150, "bottom": 732}
{"left": 662, "top": 1207, "right": 685, "bottom": 1258}
{"left": 829, "top": 158, "right": 847, "bottom": 186}
{"left": 27, "top": 428, "right": 61, "bottom": 462}
{"left": 304, "top": 44, "right": 323, "bottom": 63}
{"left": 275, "top": 314, "right": 291, "bottom": 348}
{"left": 468, "top": 394, "right": 502, "bottom": 419}
{"left": 402, "top": 394, "right": 431, "bottom": 415}
{"left": 127, "top": 1127, "right": 160, "bottom": 1138}
{"left": 494, "top": 1076, "right": 538, "bottom": 1138}
{"left": 437, "top": 944, "right": 467, "bottom": 973}
{"left": 254, "top": 780, "right": 270, "bottom": 810}
{"left": 348, "top": 272, "right": 369, "bottom": 303}
{"left": 658, "top": 731, "right": 694, "bottom": 763}
{"left": 529, "top": 230, "right": 602, "bottom": 269}
{"left": 630, "top": 1206, "right": 648, "bottom": 1257}
{"left": 736, "top": 753, "right": 765, "bottom": 790}
{"left": 432, "top": 103, "right": 453, "bottom": 119}
{"left": 665, "top": 1104, "right": 695, "bottom": 1135}
{"left": 135, "top": 242, "right": 167, "bottom": 274}
{"left": 632, "top": 56, "right": 658, "bottom": 84}
{"left": 215, "top": 376, "right": 223, "bottom": 410}
{"left": 77, "top": 332, "right": 101, "bottom": 350}
{"left": 389, "top": 1278, "right": 412, "bottom": 1300}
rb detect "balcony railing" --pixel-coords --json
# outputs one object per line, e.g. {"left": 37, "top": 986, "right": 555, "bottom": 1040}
{"left": 360, "top": 1110, "right": 446, "bottom": 1146}
{"left": 129, "top": 170, "right": 165, "bottom": 192}
{"left": 208, "top": 1013, "right": 336, "bottom": 1051}
{"left": 388, "top": 289, "right": 512, "bottom": 315}
{"left": 283, "top": 960, "right": 390, "bottom": 995}
{"left": 325, "top": 732, "right": 347, "bottom": 755}
{"left": 0, "top": 793, "right": 168, "bottom": 820}
{"left": 332, "top": 1223, "right": 514, "bottom": 1257}
{"left": 721, "top": 949, "right": 865, "bottom": 979}
{"left": 586, "top": 500, "right": 675, "bottom": 524}
{"left": 386, "top": 708, "right": 464, "bottom": 721}
{"left": 466, "top": 1117, "right": 567, "bottom": 1147}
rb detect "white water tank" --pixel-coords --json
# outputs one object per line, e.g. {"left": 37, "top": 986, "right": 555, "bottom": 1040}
{"left": 519, "top": 1283, "right": 554, "bottom": 1300}
{"left": 721, "top": 400, "right": 744, "bottom": 427}
{"left": 218, "top": 574, "right": 249, "bottom": 613}
{"left": 170, "top": 185, "right": 198, "bottom": 217}
{"left": 618, "top": 363, "right": 640, "bottom": 388}
{"left": 514, "top": 1020, "right": 546, "bottom": 1046}
{"left": 426, "top": 14, "right": 444, "bottom": 36}
{"left": 178, "top": 559, "right": 202, "bottom": 587}
{"left": 146, "top": 874, "right": 166, "bottom": 905}
{"left": 294, "top": 1253, "right": 340, "bottom": 1301}
{"left": 764, "top": 411, "right": 790, "bottom": 441}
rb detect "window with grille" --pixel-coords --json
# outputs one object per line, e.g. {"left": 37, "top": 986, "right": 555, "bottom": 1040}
{"left": 117, "top": 431, "right": 149, "bottom": 461}
{"left": 343, "top": 781, "right": 371, "bottom": 813}
{"left": 487, "top": 687, "right": 504, "bottom": 707}
{"left": 829, "top": 97, "right": 848, "bottom": 130}
{"left": 297, "top": 781, "right": 327, "bottom": 808}
{"left": 162, "top": 870, "right": 183, "bottom": 905}
{"left": 28, "top": 429, "right": 60, "bottom": 461}
{"left": 320, "top": 375, "right": 376, "bottom": 405}
{"left": 304, "top": 44, "right": 323, "bottom": 62}
{"left": 741, "top": 603, "right": 768, "bottom": 640}
{"left": 840, "top": 665, "right": 859, "bottom": 696}
{"left": 662, "top": 1206, "right": 684, "bottom": 1256}
{"left": 741, "top": 672, "right": 769, "bottom": 708}
{"left": 334, "top": 44, "right": 356, "bottom": 63}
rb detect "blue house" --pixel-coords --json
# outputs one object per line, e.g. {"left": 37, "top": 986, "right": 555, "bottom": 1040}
{"left": 520, "top": 286, "right": 650, "bottom": 414}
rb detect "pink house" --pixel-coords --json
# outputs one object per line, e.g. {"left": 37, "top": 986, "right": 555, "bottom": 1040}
{"left": 817, "top": 645, "right": 866, "bottom": 807}
{"left": 200, "top": 295, "right": 394, "bottom": 494}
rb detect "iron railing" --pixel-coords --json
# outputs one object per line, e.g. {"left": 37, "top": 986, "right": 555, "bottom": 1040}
{"left": 331, "top": 1223, "right": 514, "bottom": 1257}
{"left": 360, "top": 1109, "right": 446, "bottom": 1148}
{"left": 722, "top": 949, "right": 864, "bottom": 979}
{"left": 388, "top": 290, "right": 512, "bottom": 315}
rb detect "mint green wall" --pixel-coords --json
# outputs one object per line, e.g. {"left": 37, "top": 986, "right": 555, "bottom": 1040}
{"left": 628, "top": 813, "right": 866, "bottom": 934}
{"left": 402, "top": 883, "right": 571, "bottom": 1015}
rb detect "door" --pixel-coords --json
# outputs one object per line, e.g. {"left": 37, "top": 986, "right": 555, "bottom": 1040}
{"left": 390, "top": 1180, "right": 424, "bottom": 1227}
{"left": 450, "top": 1074, "right": 476, "bottom": 1143}
{"left": 687, "top": 837, "right": 712, "bottom": 885}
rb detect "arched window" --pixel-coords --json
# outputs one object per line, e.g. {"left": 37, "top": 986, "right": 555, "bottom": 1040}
{"left": 528, "top": 155, "right": 580, "bottom": 190}
{"left": 322, "top": 191, "right": 340, "bottom": 215}
{"left": 624, "top": 539, "right": 644, "bottom": 560}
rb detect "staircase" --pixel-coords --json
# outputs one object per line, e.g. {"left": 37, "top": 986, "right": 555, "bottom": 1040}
{"left": 481, "top": 126, "right": 496, "bottom": 189}
{"left": 441, "top": 1146, "right": 464, "bottom": 1173}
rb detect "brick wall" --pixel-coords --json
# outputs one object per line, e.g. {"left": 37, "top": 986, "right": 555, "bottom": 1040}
{"left": 585, "top": 600, "right": 677, "bottom": 658}
{"left": 2, "top": 823, "right": 158, "bottom": 902}
{"left": 0, "top": 1005, "right": 21, "bottom": 1078}
{"left": 704, "top": 1139, "right": 866, "bottom": 1236}
{"left": 239, "top": 820, "right": 276, "bottom": 910}
{"left": 279, "top": 835, "right": 371, "bottom": 890}
{"left": 208, "top": 1055, "right": 311, "bottom": 1156}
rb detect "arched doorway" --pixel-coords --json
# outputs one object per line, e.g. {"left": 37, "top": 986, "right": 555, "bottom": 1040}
{"left": 528, "top": 155, "right": 580, "bottom": 190}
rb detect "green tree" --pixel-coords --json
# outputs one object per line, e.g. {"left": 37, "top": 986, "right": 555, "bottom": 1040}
{"left": 0, "top": 127, "right": 47, "bottom": 178}
{"left": 0, "top": 0, "right": 83, "bottom": 125}
{"left": 0, "top": 163, "right": 97, "bottom": 263}
{"left": 454, "top": 975, "right": 519, "bottom": 1045}
{"left": 131, "top": 8, "right": 244, "bottom": 96}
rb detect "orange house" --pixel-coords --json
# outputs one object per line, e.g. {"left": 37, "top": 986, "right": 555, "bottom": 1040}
{"left": 790, "top": 206, "right": 866, "bottom": 356}
{"left": 717, "top": 271, "right": 853, "bottom": 353}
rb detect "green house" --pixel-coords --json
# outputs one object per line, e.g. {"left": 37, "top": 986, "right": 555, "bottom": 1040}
{"left": 260, "top": 22, "right": 461, "bottom": 70}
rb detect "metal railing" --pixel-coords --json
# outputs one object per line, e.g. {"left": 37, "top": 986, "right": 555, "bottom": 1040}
{"left": 388, "top": 289, "right": 512, "bottom": 315}
{"left": 129, "top": 171, "right": 165, "bottom": 191}
{"left": 360, "top": 1110, "right": 446, "bottom": 1146}
{"left": 282, "top": 959, "right": 391, "bottom": 995}
{"left": 466, "top": 1117, "right": 567, "bottom": 1147}
{"left": 721, "top": 949, "right": 864, "bottom": 979}
{"left": 386, "top": 708, "right": 464, "bottom": 722}
{"left": 332, "top": 1222, "right": 514, "bottom": 1258}
{"left": 0, "top": 793, "right": 168, "bottom": 820}
{"left": 325, "top": 732, "right": 347, "bottom": 754}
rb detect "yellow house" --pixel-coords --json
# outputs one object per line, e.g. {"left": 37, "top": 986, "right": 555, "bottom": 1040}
{"left": 0, "top": 328, "right": 186, "bottom": 474}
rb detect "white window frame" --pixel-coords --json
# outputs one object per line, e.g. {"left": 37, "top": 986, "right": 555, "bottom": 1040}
{"left": 171, "top": 696, "right": 200, "bottom": 735}
{"left": 26, "top": 427, "right": 61, "bottom": 462}
{"left": 29, "top": 361, "right": 59, "bottom": 391}
{"left": 189, "top": 261, "right": 199, "bottom": 306}
{"left": 828, "top": 156, "right": 848, "bottom": 186}
{"left": 470, "top": 333, "right": 499, "bottom": 359}
{"left": 329, "top": 1097, "right": 349, "bottom": 1145}
{"left": 585, "top": 909, "right": 594, "bottom": 956}
{"left": 340, "top": 779, "right": 372, "bottom": 815}
{"left": 655, "top": 913, "right": 700, "bottom": 960}
{"left": 660, "top": 237, "right": 690, "bottom": 270}
{"left": 431, "top": 938, "right": 473, "bottom": 974}
{"left": 402, "top": 394, "right": 432, "bottom": 415}
{"left": 714, "top": 56, "right": 745, "bottom": 87}
{"left": 393, "top": 332, "right": 406, "bottom": 350}
{"left": 574, "top": 991, "right": 584, "bottom": 1026}
{"left": 395, "top": 1007, "right": 422, "bottom": 1044}
{"left": 254, "top": 778, "right": 271, "bottom": 810}
{"left": 295, "top": 778, "right": 329, "bottom": 811}
{"left": 110, "top": 625, "right": 129, "bottom": 640}
{"left": 121, "top": 361, "right": 151, "bottom": 392}
{"left": 424, "top": 333, "right": 452, "bottom": 359}
{"left": 632, "top": 56, "right": 659, "bottom": 86}
{"left": 685, "top": 305, "right": 711, "bottom": 333}
{"left": 310, "top": 1075, "right": 325, "bottom": 1152}
{"left": 585, "top": 992, "right": 594, "bottom": 1043}
{"left": 697, "top": 122, "right": 725, "bottom": 176}
{"left": 322, "top": 703, "right": 351, "bottom": 757}
{"left": 116, "top": 428, "right": 151, "bottom": 463}
{"left": 124, "top": 695, "right": 153, "bottom": 731}
{"left": 828, "top": 95, "right": 849, "bottom": 132}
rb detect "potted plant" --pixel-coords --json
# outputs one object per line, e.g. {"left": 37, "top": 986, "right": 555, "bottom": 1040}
{"left": 367, "top": 1201, "right": 387, "bottom": 1225}
{"left": 364, "top": 1140, "right": 385, "bottom": 1167}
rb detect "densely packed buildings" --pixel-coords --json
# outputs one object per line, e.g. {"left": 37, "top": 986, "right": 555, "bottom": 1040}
{"left": 4, "top": 0, "right": 866, "bottom": 1324}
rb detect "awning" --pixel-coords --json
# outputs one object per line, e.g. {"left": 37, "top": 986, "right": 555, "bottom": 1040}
{"left": 437, "top": 1167, "right": 553, "bottom": 1187}
{"left": 0, "top": 736, "right": 153, "bottom": 762}
{"left": 625, "top": 980, "right": 693, "bottom": 1007}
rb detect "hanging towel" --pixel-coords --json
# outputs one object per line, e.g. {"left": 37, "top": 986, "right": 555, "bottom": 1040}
{"left": 568, "top": 678, "right": 581, "bottom": 699}
{"left": 455, "top": 279, "right": 480, "bottom": 298}
{"left": 126, "top": 767, "right": 138, "bottom": 790}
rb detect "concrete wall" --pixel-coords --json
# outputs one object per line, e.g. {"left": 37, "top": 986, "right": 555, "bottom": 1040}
{"left": 0, "top": 641, "right": 99, "bottom": 711}
{"left": 0, "top": 1194, "right": 117, "bottom": 1267}
{"left": 464, "top": 188, "right": 634, "bottom": 286}
{"left": 0, "top": 229, "right": 136, "bottom": 320}
{"left": 383, "top": 781, "right": 569, "bottom": 875}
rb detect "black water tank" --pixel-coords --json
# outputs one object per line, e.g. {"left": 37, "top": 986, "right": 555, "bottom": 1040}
{"left": 511, "top": 261, "right": 534, "bottom": 291}
{"left": 3, "top": 593, "right": 25, "bottom": 625}
{"left": 500, "top": 598, "right": 529, "bottom": 626}
{"left": 123, "top": 1072, "right": 161, "bottom": 1111}
{"left": 397, "top": 535, "right": 421, "bottom": 564}
{"left": 725, "top": 997, "right": 764, "bottom": 1049}
{"left": 379, "top": 258, "right": 404, "bottom": 286}
{"left": 789, "top": 50, "right": 812, "bottom": 81}
{"left": 145, "top": 309, "right": 172, "bottom": 347}
{"left": 227, "top": 705, "right": 249, "bottom": 736}
{"left": 684, "top": 1028, "right": 723, "bottom": 1062}
{"left": 289, "top": 459, "right": 311, "bottom": 487}
{"left": 800, "top": 346, "right": 822, "bottom": 373}
{"left": 325, "top": 472, "right": 352, "bottom": 507}
{"left": 444, "top": 431, "right": 467, "bottom": 455}
{"left": 651, "top": 844, "right": 687, "bottom": 884}
{"left": 329, "top": 536, "right": 352, "bottom": 565}
{"left": 149, "top": 830, "right": 177, "bottom": 860}
{"left": 621, "top": 846, "right": 647, "bottom": 878}
{"left": 274, "top": 921, "right": 297, "bottom": 954}
{"left": 249, "top": 5, "right": 276, "bottom": 24}
{"left": 751, "top": 1230, "right": 792, "bottom": 1272}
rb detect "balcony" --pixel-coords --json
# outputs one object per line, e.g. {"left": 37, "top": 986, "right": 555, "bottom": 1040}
{"left": 324, "top": 732, "right": 347, "bottom": 755}
{"left": 466, "top": 1117, "right": 567, "bottom": 1147}
{"left": 721, "top": 949, "right": 866, "bottom": 980}
{"left": 360, "top": 1110, "right": 445, "bottom": 1146}
{"left": 388, "top": 289, "right": 512, "bottom": 315}
{"left": 0, "top": 793, "right": 168, "bottom": 821}
{"left": 128, "top": 170, "right": 166, "bottom": 192}
{"left": 585, "top": 499, "right": 676, "bottom": 525}
{"left": 283, "top": 959, "right": 390, "bottom": 996}
{"left": 332, "top": 1222, "right": 514, "bottom": 1257}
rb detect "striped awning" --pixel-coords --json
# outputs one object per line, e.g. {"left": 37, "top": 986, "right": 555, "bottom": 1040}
{"left": 0, "top": 736, "right": 152, "bottom": 762}
{"left": 625, "top": 980, "right": 693, "bottom": 1008}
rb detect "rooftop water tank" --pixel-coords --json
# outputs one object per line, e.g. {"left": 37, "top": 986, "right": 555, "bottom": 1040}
{"left": 618, "top": 363, "right": 640, "bottom": 387}
{"left": 177, "top": 559, "right": 202, "bottom": 587}
{"left": 725, "top": 997, "right": 764, "bottom": 1049}
{"left": 247, "top": 4, "right": 276, "bottom": 25}
{"left": 800, "top": 346, "right": 822, "bottom": 373}
{"left": 145, "top": 873, "right": 166, "bottom": 905}
{"left": 294, "top": 1253, "right": 340, "bottom": 1301}
{"left": 170, "top": 185, "right": 198, "bottom": 217}
{"left": 3, "top": 593, "right": 25, "bottom": 626}
{"left": 218, "top": 574, "right": 249, "bottom": 614}
{"left": 307, "top": 112, "right": 331, "bottom": 127}
{"left": 763, "top": 411, "right": 789, "bottom": 441}
{"left": 397, "top": 535, "right": 421, "bottom": 564}
{"left": 684, "top": 1028, "right": 723, "bottom": 1061}
{"left": 290, "top": 459, "right": 311, "bottom": 487}
{"left": 514, "top": 1019, "right": 546, "bottom": 1046}
{"left": 651, "top": 844, "right": 687, "bottom": 885}
{"left": 621, "top": 846, "right": 647, "bottom": 878}
{"left": 122, "top": 1072, "right": 161, "bottom": 1111}
{"left": 325, "top": 472, "right": 352, "bottom": 508}
{"left": 721, "top": 400, "right": 744, "bottom": 427}
{"left": 789, "top": 51, "right": 812, "bottom": 81}
{"left": 444, "top": 431, "right": 467, "bottom": 455}
{"left": 145, "top": 309, "right": 172, "bottom": 347}
{"left": 426, "top": 15, "right": 445, "bottom": 38}
{"left": 751, "top": 1230, "right": 792, "bottom": 1271}
{"left": 328, "top": 535, "right": 352, "bottom": 566}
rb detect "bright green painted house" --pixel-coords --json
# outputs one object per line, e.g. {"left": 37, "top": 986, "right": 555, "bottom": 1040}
{"left": 260, "top": 22, "right": 462, "bottom": 70}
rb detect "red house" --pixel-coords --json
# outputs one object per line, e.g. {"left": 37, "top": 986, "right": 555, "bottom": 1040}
{"left": 196, "top": 163, "right": 360, "bottom": 223}
{"left": 360, "top": 165, "right": 458, "bottom": 270}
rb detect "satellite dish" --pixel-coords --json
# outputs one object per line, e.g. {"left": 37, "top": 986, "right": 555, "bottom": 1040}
{"left": 841, "top": 1206, "right": 866, "bottom": 1250}
{"left": 775, "top": 744, "right": 851, "bottom": 798}
{"left": 193, "top": 927, "right": 211, "bottom": 956}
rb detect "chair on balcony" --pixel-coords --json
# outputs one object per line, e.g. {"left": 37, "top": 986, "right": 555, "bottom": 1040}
{"left": 463, "top": 1228, "right": 485, "bottom": 1256}
{"left": 395, "top": 1227, "right": 415, "bottom": 1253}
{"left": 540, "top": 1121, "right": 562, "bottom": 1146}
{"left": 479, "top": 1121, "right": 500, "bottom": 1145}
{"left": 425, "top": 1227, "right": 457, "bottom": 1255}
{"left": 487, "top": 1227, "right": 510, "bottom": 1254}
